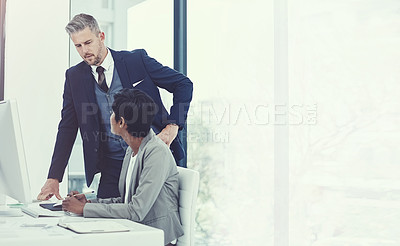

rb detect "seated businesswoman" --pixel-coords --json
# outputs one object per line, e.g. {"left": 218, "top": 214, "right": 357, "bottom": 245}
{"left": 62, "top": 88, "right": 184, "bottom": 246}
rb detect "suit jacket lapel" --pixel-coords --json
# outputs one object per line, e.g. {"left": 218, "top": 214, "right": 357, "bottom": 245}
{"left": 129, "top": 155, "right": 140, "bottom": 200}
{"left": 120, "top": 131, "right": 155, "bottom": 201}
{"left": 110, "top": 49, "right": 131, "bottom": 88}
{"left": 128, "top": 130, "right": 155, "bottom": 198}
{"left": 80, "top": 63, "right": 97, "bottom": 104}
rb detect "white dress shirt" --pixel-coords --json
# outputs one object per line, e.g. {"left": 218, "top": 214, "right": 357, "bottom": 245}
{"left": 91, "top": 48, "right": 114, "bottom": 88}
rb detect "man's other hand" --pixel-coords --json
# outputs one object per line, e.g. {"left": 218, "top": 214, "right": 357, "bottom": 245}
{"left": 157, "top": 124, "right": 179, "bottom": 146}
{"left": 37, "top": 178, "right": 62, "bottom": 200}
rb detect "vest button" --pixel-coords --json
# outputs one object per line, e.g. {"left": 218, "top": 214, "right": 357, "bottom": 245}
{"left": 94, "top": 148, "right": 98, "bottom": 153}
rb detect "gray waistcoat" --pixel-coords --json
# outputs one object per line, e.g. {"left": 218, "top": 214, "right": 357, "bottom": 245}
{"left": 94, "top": 68, "right": 128, "bottom": 160}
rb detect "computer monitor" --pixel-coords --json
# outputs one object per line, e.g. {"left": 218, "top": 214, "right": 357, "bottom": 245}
{"left": 0, "top": 99, "right": 32, "bottom": 204}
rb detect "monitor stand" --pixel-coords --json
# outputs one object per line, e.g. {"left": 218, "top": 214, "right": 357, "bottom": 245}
{"left": 0, "top": 194, "right": 23, "bottom": 217}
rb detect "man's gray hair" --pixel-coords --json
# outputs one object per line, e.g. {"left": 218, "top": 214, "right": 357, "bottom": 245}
{"left": 65, "top": 13, "right": 101, "bottom": 35}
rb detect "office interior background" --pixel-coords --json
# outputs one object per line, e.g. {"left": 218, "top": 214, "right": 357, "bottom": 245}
{"left": 1, "top": 0, "right": 400, "bottom": 245}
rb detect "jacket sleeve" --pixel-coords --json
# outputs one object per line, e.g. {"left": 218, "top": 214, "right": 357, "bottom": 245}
{"left": 140, "top": 49, "right": 193, "bottom": 128}
{"left": 83, "top": 145, "right": 171, "bottom": 222}
{"left": 89, "top": 197, "right": 123, "bottom": 204}
{"left": 47, "top": 70, "right": 78, "bottom": 182}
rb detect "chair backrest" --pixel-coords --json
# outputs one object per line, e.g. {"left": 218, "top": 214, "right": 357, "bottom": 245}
{"left": 176, "top": 167, "right": 200, "bottom": 246}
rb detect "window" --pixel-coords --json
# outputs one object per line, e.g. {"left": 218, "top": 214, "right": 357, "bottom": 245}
{"left": 288, "top": 1, "right": 400, "bottom": 244}
{"left": 0, "top": 0, "right": 5, "bottom": 101}
{"left": 187, "top": 1, "right": 274, "bottom": 244}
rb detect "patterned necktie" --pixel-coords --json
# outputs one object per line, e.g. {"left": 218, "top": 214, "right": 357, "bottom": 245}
{"left": 96, "top": 66, "right": 109, "bottom": 93}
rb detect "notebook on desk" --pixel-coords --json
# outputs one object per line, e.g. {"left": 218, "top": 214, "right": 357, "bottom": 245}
{"left": 57, "top": 220, "right": 131, "bottom": 234}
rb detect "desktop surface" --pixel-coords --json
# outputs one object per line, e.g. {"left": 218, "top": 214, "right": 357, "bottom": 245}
{"left": 0, "top": 208, "right": 164, "bottom": 246}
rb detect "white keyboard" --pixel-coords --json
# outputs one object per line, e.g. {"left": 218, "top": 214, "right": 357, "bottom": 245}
{"left": 22, "top": 205, "right": 64, "bottom": 218}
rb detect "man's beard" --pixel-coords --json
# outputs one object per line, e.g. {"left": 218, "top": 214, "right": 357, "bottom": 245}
{"left": 84, "top": 45, "right": 104, "bottom": 65}
{"left": 93, "top": 55, "right": 102, "bottom": 65}
{"left": 84, "top": 54, "right": 102, "bottom": 65}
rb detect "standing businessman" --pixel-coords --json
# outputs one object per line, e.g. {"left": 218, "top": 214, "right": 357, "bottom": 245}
{"left": 37, "top": 13, "right": 193, "bottom": 200}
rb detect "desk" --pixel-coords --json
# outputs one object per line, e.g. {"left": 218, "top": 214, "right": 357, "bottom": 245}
{"left": 0, "top": 211, "right": 164, "bottom": 246}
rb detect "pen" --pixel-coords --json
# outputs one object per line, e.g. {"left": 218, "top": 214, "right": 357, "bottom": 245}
{"left": 65, "top": 191, "right": 94, "bottom": 199}
{"left": 52, "top": 191, "right": 95, "bottom": 206}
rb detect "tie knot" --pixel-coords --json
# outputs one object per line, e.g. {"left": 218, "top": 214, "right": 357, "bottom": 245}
{"left": 96, "top": 66, "right": 105, "bottom": 74}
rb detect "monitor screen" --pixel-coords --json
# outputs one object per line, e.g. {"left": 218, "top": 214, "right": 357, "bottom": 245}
{"left": 0, "top": 99, "right": 32, "bottom": 204}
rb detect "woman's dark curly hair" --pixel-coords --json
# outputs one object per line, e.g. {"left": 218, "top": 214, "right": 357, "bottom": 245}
{"left": 112, "top": 89, "right": 158, "bottom": 138}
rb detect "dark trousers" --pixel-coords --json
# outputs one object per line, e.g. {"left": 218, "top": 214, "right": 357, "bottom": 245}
{"left": 97, "top": 156, "right": 123, "bottom": 199}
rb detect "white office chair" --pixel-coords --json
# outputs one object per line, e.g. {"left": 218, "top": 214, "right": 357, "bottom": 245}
{"left": 176, "top": 167, "right": 200, "bottom": 246}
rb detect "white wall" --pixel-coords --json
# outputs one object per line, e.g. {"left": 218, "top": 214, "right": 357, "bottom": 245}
{"left": 4, "top": 0, "right": 70, "bottom": 200}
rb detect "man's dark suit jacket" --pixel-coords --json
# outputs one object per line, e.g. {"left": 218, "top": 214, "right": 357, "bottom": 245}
{"left": 47, "top": 49, "right": 193, "bottom": 187}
